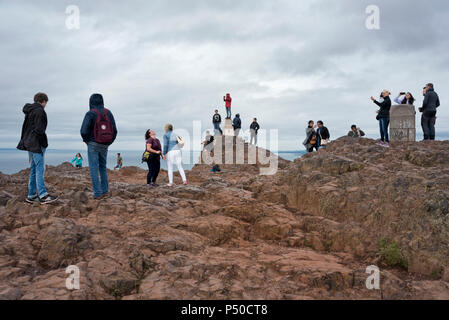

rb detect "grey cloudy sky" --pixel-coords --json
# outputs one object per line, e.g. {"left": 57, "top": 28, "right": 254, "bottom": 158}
{"left": 1, "top": 0, "right": 448, "bottom": 151}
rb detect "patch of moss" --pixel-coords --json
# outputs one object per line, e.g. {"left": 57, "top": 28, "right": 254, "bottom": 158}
{"left": 378, "top": 238, "right": 408, "bottom": 270}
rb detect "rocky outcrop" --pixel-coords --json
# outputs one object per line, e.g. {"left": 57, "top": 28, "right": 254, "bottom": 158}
{"left": 0, "top": 138, "right": 448, "bottom": 300}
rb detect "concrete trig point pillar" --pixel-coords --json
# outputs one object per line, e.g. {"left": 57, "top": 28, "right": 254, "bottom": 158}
{"left": 223, "top": 118, "right": 234, "bottom": 136}
{"left": 389, "top": 104, "right": 416, "bottom": 142}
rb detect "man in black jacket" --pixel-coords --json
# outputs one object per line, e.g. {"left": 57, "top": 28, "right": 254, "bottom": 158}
{"left": 17, "top": 93, "right": 59, "bottom": 204}
{"left": 420, "top": 83, "right": 440, "bottom": 140}
{"left": 249, "top": 118, "right": 260, "bottom": 145}
{"left": 212, "top": 109, "right": 222, "bottom": 135}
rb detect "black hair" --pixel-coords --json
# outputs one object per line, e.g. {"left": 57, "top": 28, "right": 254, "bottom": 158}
{"left": 145, "top": 129, "right": 151, "bottom": 140}
{"left": 402, "top": 92, "right": 415, "bottom": 105}
{"left": 427, "top": 83, "right": 434, "bottom": 88}
{"left": 317, "top": 120, "right": 323, "bottom": 125}
{"left": 351, "top": 124, "right": 357, "bottom": 129}
{"left": 308, "top": 120, "right": 314, "bottom": 126}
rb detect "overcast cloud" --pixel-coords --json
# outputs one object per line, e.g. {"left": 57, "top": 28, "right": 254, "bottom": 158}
{"left": 1, "top": 0, "right": 448, "bottom": 151}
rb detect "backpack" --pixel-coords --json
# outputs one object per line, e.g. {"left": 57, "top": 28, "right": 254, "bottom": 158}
{"left": 93, "top": 108, "right": 114, "bottom": 144}
{"left": 177, "top": 136, "right": 185, "bottom": 148}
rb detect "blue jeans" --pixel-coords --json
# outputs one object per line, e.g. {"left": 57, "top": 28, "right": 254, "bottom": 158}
{"left": 28, "top": 148, "right": 48, "bottom": 199}
{"left": 379, "top": 117, "right": 390, "bottom": 143}
{"left": 87, "top": 143, "right": 109, "bottom": 198}
{"left": 213, "top": 122, "right": 222, "bottom": 134}
{"left": 226, "top": 107, "right": 232, "bottom": 119}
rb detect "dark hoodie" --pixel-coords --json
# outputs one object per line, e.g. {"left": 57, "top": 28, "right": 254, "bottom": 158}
{"left": 80, "top": 94, "right": 117, "bottom": 145}
{"left": 422, "top": 88, "right": 440, "bottom": 114}
{"left": 17, "top": 103, "right": 48, "bottom": 153}
{"left": 232, "top": 114, "right": 241, "bottom": 129}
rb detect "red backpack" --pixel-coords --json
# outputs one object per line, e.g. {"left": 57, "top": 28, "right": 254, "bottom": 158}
{"left": 93, "top": 108, "right": 114, "bottom": 144}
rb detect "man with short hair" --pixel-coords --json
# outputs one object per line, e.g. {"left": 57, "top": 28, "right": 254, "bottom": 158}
{"left": 249, "top": 118, "right": 260, "bottom": 145}
{"left": 17, "top": 93, "right": 59, "bottom": 204}
{"left": 348, "top": 125, "right": 365, "bottom": 138}
{"left": 232, "top": 113, "right": 241, "bottom": 137}
{"left": 81, "top": 94, "right": 118, "bottom": 199}
{"left": 212, "top": 109, "right": 222, "bottom": 135}
{"left": 420, "top": 83, "right": 440, "bottom": 140}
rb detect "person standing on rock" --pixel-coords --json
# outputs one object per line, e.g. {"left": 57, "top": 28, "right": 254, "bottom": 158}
{"left": 212, "top": 109, "right": 223, "bottom": 135}
{"left": 371, "top": 90, "right": 391, "bottom": 147}
{"left": 17, "top": 92, "right": 59, "bottom": 204}
{"left": 316, "top": 120, "right": 330, "bottom": 148}
{"left": 145, "top": 129, "right": 162, "bottom": 188}
{"left": 80, "top": 94, "right": 118, "bottom": 199}
{"left": 114, "top": 153, "right": 123, "bottom": 170}
{"left": 303, "top": 120, "right": 318, "bottom": 153}
{"left": 250, "top": 118, "right": 260, "bottom": 145}
{"left": 232, "top": 114, "right": 242, "bottom": 137}
{"left": 419, "top": 83, "right": 440, "bottom": 141}
{"left": 348, "top": 125, "right": 365, "bottom": 138}
{"left": 224, "top": 93, "right": 232, "bottom": 119}
{"left": 163, "top": 124, "right": 187, "bottom": 187}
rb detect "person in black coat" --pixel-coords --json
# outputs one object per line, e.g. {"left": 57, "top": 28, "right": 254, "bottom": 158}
{"left": 316, "top": 120, "right": 330, "bottom": 148}
{"left": 371, "top": 90, "right": 392, "bottom": 147}
{"left": 420, "top": 83, "right": 440, "bottom": 140}
{"left": 17, "top": 93, "right": 59, "bottom": 204}
{"left": 249, "top": 118, "right": 260, "bottom": 145}
{"left": 232, "top": 114, "right": 242, "bottom": 137}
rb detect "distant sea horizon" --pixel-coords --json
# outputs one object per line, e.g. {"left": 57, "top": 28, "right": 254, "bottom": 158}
{"left": 0, "top": 148, "right": 306, "bottom": 175}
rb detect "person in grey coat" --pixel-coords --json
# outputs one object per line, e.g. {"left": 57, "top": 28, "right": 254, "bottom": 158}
{"left": 420, "top": 83, "right": 440, "bottom": 140}
{"left": 303, "top": 120, "right": 318, "bottom": 152}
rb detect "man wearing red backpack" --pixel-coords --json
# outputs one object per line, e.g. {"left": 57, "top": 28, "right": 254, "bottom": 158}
{"left": 80, "top": 94, "right": 118, "bottom": 199}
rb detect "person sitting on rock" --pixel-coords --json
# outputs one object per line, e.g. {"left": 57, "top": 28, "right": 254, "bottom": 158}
{"left": 71, "top": 153, "right": 83, "bottom": 168}
{"left": 348, "top": 125, "right": 366, "bottom": 138}
{"left": 202, "top": 130, "right": 215, "bottom": 157}
{"left": 394, "top": 92, "right": 415, "bottom": 105}
{"left": 303, "top": 120, "right": 318, "bottom": 153}
{"left": 232, "top": 114, "right": 242, "bottom": 137}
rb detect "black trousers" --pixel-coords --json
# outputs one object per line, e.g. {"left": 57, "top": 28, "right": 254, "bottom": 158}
{"left": 421, "top": 111, "right": 436, "bottom": 140}
{"left": 146, "top": 158, "right": 160, "bottom": 184}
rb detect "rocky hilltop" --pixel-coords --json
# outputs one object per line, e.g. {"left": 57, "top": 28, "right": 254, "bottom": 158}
{"left": 1, "top": 137, "right": 449, "bottom": 300}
